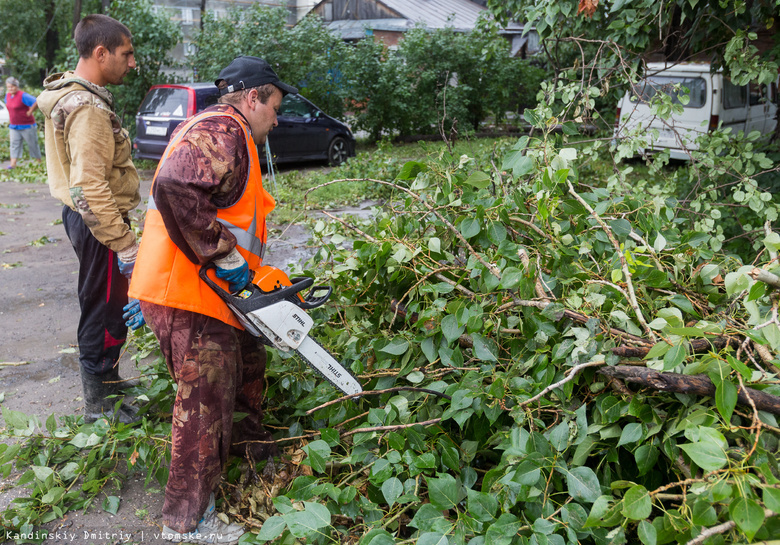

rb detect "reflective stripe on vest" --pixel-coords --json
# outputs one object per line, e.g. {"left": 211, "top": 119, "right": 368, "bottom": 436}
{"left": 147, "top": 193, "right": 266, "bottom": 260}
{"left": 129, "top": 109, "right": 275, "bottom": 328}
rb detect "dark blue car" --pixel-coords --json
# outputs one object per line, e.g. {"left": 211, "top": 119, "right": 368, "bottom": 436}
{"left": 133, "top": 82, "right": 356, "bottom": 166}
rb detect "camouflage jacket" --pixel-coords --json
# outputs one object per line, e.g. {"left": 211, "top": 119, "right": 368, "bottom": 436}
{"left": 151, "top": 104, "right": 251, "bottom": 265}
{"left": 38, "top": 72, "right": 140, "bottom": 253}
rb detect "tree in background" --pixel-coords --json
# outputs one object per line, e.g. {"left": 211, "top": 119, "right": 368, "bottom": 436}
{"left": 193, "top": 6, "right": 546, "bottom": 141}
{"left": 107, "top": 0, "right": 180, "bottom": 131}
{"left": 0, "top": 0, "right": 178, "bottom": 135}
{"left": 193, "top": 5, "right": 351, "bottom": 118}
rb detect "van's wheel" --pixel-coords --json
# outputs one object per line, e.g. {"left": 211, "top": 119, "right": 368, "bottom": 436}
{"left": 328, "top": 136, "right": 349, "bottom": 166}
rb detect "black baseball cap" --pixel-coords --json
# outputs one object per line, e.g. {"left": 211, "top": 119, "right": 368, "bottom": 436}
{"left": 215, "top": 56, "right": 298, "bottom": 96}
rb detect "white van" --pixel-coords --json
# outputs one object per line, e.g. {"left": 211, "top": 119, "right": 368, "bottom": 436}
{"left": 615, "top": 62, "right": 778, "bottom": 160}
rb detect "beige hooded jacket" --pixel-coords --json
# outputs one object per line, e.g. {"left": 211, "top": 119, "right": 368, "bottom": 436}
{"left": 38, "top": 72, "right": 140, "bottom": 253}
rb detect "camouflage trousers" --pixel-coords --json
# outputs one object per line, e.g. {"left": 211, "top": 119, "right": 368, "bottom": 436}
{"left": 140, "top": 301, "right": 277, "bottom": 533}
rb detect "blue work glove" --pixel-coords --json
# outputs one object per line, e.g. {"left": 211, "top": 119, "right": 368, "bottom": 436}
{"left": 117, "top": 258, "right": 134, "bottom": 279}
{"left": 123, "top": 299, "right": 146, "bottom": 330}
{"left": 117, "top": 242, "right": 139, "bottom": 280}
{"left": 213, "top": 249, "right": 250, "bottom": 293}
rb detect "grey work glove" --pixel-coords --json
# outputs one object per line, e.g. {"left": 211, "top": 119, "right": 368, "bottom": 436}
{"left": 117, "top": 241, "right": 139, "bottom": 280}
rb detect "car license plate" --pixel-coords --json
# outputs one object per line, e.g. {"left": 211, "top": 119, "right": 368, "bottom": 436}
{"left": 146, "top": 125, "right": 167, "bottom": 136}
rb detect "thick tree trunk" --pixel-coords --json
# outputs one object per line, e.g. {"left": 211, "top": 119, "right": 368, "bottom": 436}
{"left": 598, "top": 365, "right": 780, "bottom": 415}
{"left": 44, "top": 0, "right": 59, "bottom": 80}
{"left": 201, "top": 0, "right": 207, "bottom": 31}
{"left": 73, "top": 0, "right": 82, "bottom": 34}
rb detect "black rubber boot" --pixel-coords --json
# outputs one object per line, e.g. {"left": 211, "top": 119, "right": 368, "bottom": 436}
{"left": 80, "top": 367, "right": 140, "bottom": 424}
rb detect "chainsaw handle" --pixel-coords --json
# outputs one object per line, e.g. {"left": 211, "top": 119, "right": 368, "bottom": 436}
{"left": 200, "top": 263, "right": 324, "bottom": 311}
{"left": 298, "top": 284, "right": 332, "bottom": 309}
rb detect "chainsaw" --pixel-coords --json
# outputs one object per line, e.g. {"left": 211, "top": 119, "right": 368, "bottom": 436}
{"left": 199, "top": 263, "right": 362, "bottom": 396}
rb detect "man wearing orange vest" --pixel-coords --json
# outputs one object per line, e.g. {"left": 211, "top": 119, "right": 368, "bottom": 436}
{"left": 128, "top": 56, "right": 297, "bottom": 544}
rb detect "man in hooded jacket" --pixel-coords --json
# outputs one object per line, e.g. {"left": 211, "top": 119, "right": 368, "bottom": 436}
{"left": 37, "top": 13, "right": 143, "bottom": 424}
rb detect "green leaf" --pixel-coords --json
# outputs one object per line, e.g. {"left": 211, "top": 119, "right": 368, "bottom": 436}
{"left": 283, "top": 502, "right": 332, "bottom": 538}
{"left": 609, "top": 219, "right": 632, "bottom": 240}
{"left": 442, "top": 315, "right": 464, "bottom": 345}
{"left": 485, "top": 513, "right": 522, "bottom": 545}
{"left": 692, "top": 500, "right": 718, "bottom": 526}
{"left": 500, "top": 267, "right": 523, "bottom": 289}
{"left": 487, "top": 222, "right": 507, "bottom": 245}
{"left": 32, "top": 466, "right": 54, "bottom": 482}
{"left": 102, "top": 495, "right": 120, "bottom": 515}
{"left": 2, "top": 408, "right": 32, "bottom": 431}
{"left": 41, "top": 486, "right": 66, "bottom": 505}
{"left": 380, "top": 338, "right": 409, "bottom": 355}
{"left": 715, "top": 377, "right": 738, "bottom": 423}
{"left": 523, "top": 108, "right": 540, "bottom": 126}
{"left": 637, "top": 519, "right": 657, "bottom": 545}
{"left": 662, "top": 342, "right": 686, "bottom": 370}
{"left": 257, "top": 516, "right": 287, "bottom": 541}
{"left": 679, "top": 441, "right": 728, "bottom": 472}
{"left": 464, "top": 171, "right": 491, "bottom": 189}
{"left": 729, "top": 497, "right": 765, "bottom": 540}
{"left": 621, "top": 485, "right": 652, "bottom": 520}
{"left": 303, "top": 440, "right": 331, "bottom": 473}
{"left": 512, "top": 459, "right": 541, "bottom": 486}
{"left": 467, "top": 489, "right": 498, "bottom": 522}
{"left": 562, "top": 121, "right": 579, "bottom": 135}
{"left": 426, "top": 473, "right": 459, "bottom": 510}
{"left": 460, "top": 218, "right": 481, "bottom": 238}
{"left": 727, "top": 354, "right": 752, "bottom": 381}
{"left": 763, "top": 487, "right": 780, "bottom": 512}
{"left": 645, "top": 341, "right": 670, "bottom": 360}
{"left": 396, "top": 160, "right": 427, "bottom": 181}
{"left": 382, "top": 477, "right": 403, "bottom": 508}
{"left": 617, "top": 423, "right": 643, "bottom": 447}
{"left": 471, "top": 334, "right": 498, "bottom": 362}
{"left": 566, "top": 466, "right": 602, "bottom": 503}
{"left": 409, "top": 503, "right": 450, "bottom": 533}
{"left": 725, "top": 271, "right": 751, "bottom": 296}
{"left": 417, "top": 532, "right": 449, "bottom": 545}
{"left": 634, "top": 445, "right": 659, "bottom": 476}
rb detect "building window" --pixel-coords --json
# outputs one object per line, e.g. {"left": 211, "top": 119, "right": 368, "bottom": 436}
{"left": 181, "top": 8, "right": 194, "bottom": 26}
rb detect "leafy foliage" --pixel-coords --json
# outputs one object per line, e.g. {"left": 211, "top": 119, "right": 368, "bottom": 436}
{"left": 107, "top": 0, "right": 181, "bottom": 133}
{"left": 0, "top": 329, "right": 175, "bottom": 538}
{"left": 192, "top": 7, "right": 546, "bottom": 141}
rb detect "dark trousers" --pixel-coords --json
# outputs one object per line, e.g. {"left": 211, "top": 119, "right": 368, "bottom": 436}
{"left": 62, "top": 206, "right": 129, "bottom": 375}
{"left": 140, "top": 301, "right": 272, "bottom": 534}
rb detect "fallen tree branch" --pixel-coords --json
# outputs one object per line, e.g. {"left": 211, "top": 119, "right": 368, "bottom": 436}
{"left": 686, "top": 508, "right": 777, "bottom": 545}
{"left": 310, "top": 178, "right": 501, "bottom": 278}
{"left": 611, "top": 335, "right": 736, "bottom": 358}
{"left": 306, "top": 386, "right": 451, "bottom": 415}
{"left": 598, "top": 366, "right": 780, "bottom": 415}
{"left": 752, "top": 267, "right": 780, "bottom": 289}
{"left": 340, "top": 418, "right": 442, "bottom": 438}
{"left": 519, "top": 359, "right": 606, "bottom": 407}
{"left": 567, "top": 181, "right": 657, "bottom": 342}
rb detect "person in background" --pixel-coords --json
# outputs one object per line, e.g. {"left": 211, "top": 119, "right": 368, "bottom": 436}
{"left": 4, "top": 76, "right": 42, "bottom": 169}
{"left": 129, "top": 55, "right": 296, "bottom": 544}
{"left": 37, "top": 14, "right": 144, "bottom": 424}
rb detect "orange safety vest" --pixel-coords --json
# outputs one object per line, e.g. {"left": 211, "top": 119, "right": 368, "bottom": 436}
{"left": 129, "top": 110, "right": 275, "bottom": 329}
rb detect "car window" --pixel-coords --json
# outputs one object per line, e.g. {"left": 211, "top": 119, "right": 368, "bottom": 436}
{"left": 138, "top": 87, "right": 189, "bottom": 116}
{"left": 279, "top": 95, "right": 316, "bottom": 119}
{"left": 723, "top": 79, "right": 747, "bottom": 109}
{"left": 197, "top": 89, "right": 220, "bottom": 112}
{"left": 631, "top": 76, "right": 707, "bottom": 108}
{"left": 749, "top": 82, "right": 767, "bottom": 106}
